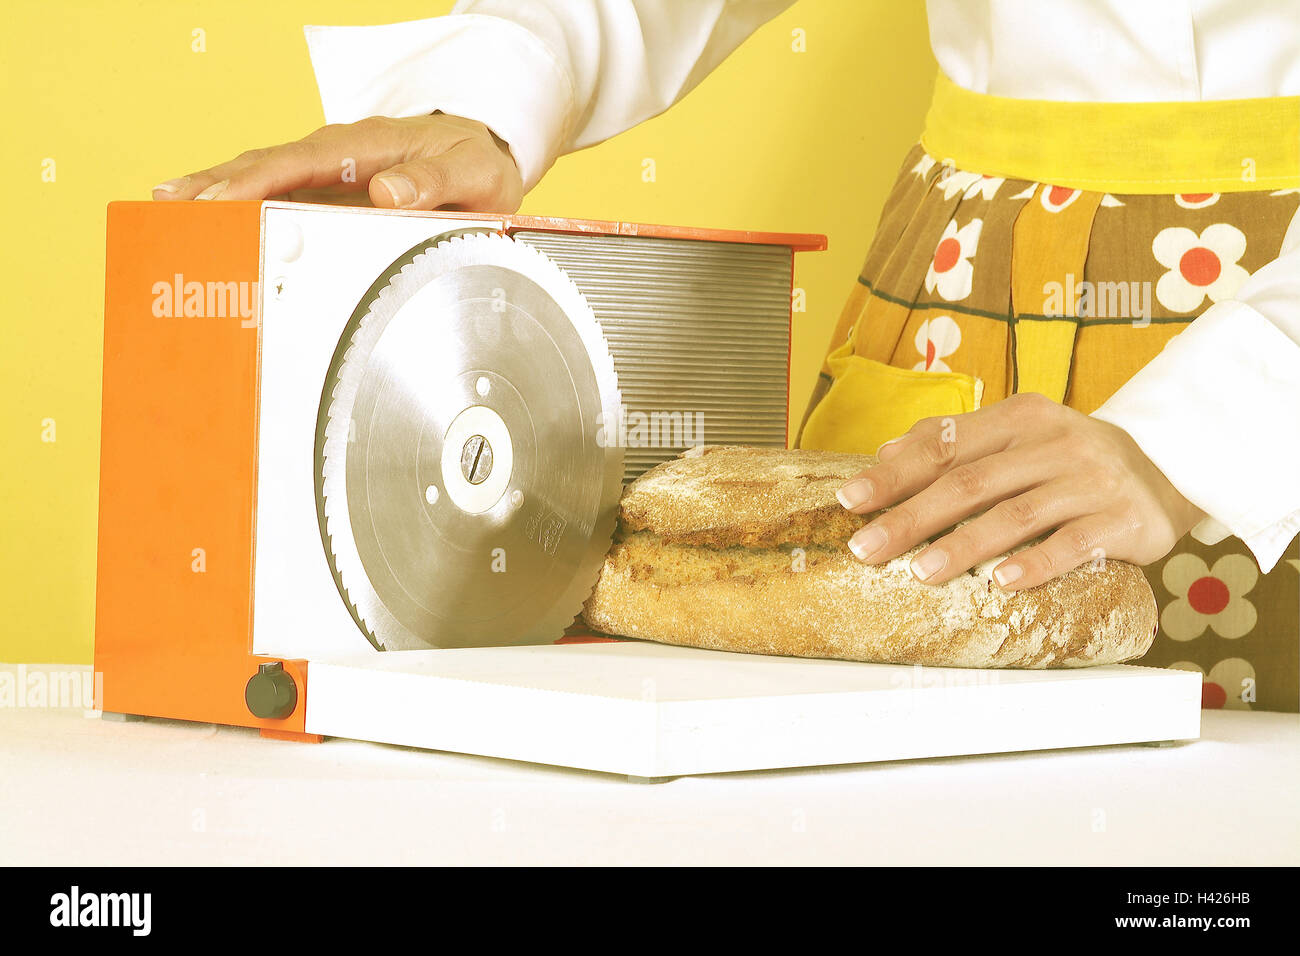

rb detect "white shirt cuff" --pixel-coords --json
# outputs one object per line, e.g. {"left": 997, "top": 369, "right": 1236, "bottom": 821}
{"left": 1092, "top": 300, "right": 1300, "bottom": 573}
{"left": 304, "top": 16, "right": 575, "bottom": 191}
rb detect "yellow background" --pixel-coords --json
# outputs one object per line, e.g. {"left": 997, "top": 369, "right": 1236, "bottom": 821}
{"left": 0, "top": 0, "right": 934, "bottom": 663}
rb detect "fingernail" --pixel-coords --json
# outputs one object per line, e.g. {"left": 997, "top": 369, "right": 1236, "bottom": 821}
{"left": 993, "top": 563, "right": 1024, "bottom": 588}
{"left": 911, "top": 548, "right": 947, "bottom": 581}
{"left": 848, "top": 525, "right": 888, "bottom": 560}
{"left": 877, "top": 436, "right": 903, "bottom": 453}
{"left": 195, "top": 179, "right": 229, "bottom": 200}
{"left": 152, "top": 177, "right": 190, "bottom": 194}
{"left": 374, "top": 173, "right": 417, "bottom": 207}
{"left": 836, "top": 478, "right": 874, "bottom": 510}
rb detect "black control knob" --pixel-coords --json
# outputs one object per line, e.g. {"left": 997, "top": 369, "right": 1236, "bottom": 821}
{"left": 244, "top": 662, "right": 298, "bottom": 720}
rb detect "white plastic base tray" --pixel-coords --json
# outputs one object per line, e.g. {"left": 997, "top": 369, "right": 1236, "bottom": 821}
{"left": 303, "top": 640, "right": 1203, "bottom": 778}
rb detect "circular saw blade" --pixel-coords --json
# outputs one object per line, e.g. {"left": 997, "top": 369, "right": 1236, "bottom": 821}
{"left": 316, "top": 233, "right": 623, "bottom": 650}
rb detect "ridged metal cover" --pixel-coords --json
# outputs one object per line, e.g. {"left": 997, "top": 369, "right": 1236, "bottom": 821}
{"left": 512, "top": 231, "right": 793, "bottom": 481}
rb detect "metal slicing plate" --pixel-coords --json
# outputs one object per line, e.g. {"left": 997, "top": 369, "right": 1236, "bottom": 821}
{"left": 317, "top": 233, "right": 623, "bottom": 650}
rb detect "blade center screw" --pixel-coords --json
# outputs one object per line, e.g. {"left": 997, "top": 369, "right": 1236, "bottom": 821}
{"left": 460, "top": 435, "right": 493, "bottom": 485}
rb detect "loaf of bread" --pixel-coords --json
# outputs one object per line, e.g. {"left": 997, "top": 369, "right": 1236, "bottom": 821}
{"left": 583, "top": 446, "right": 1158, "bottom": 668}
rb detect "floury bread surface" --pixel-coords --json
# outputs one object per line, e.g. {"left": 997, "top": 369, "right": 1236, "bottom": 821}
{"left": 582, "top": 446, "right": 1159, "bottom": 668}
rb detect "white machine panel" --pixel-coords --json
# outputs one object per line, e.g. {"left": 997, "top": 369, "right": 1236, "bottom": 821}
{"left": 304, "top": 641, "right": 1204, "bottom": 778}
{"left": 252, "top": 204, "right": 502, "bottom": 660}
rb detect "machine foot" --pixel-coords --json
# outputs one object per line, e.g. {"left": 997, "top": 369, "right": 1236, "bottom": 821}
{"left": 1139, "top": 739, "right": 1180, "bottom": 748}
{"left": 626, "top": 775, "right": 673, "bottom": 785}
{"left": 260, "top": 728, "right": 325, "bottom": 743}
{"left": 100, "top": 711, "right": 147, "bottom": 723}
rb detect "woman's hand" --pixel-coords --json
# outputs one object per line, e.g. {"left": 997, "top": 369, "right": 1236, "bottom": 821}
{"left": 835, "top": 392, "right": 1205, "bottom": 589}
{"left": 151, "top": 113, "right": 524, "bottom": 212}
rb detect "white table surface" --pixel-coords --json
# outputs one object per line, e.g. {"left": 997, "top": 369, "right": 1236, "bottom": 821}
{"left": 3, "top": 681, "right": 1297, "bottom": 866}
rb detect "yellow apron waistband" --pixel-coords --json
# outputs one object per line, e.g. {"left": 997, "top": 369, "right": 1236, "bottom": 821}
{"left": 921, "top": 71, "right": 1300, "bottom": 195}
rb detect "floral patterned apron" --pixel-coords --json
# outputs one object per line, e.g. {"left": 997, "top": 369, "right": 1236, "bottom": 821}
{"left": 798, "top": 76, "right": 1300, "bottom": 712}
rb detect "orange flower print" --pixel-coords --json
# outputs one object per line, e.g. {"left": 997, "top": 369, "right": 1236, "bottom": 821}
{"left": 913, "top": 316, "right": 962, "bottom": 372}
{"left": 1160, "top": 553, "right": 1258, "bottom": 641}
{"left": 937, "top": 168, "right": 983, "bottom": 200}
{"left": 924, "top": 220, "right": 981, "bottom": 302}
{"left": 1169, "top": 658, "right": 1256, "bottom": 710}
{"left": 1039, "top": 185, "right": 1081, "bottom": 212}
{"left": 1173, "top": 192, "right": 1220, "bottom": 209}
{"left": 1152, "top": 224, "right": 1249, "bottom": 313}
{"left": 962, "top": 174, "right": 1004, "bottom": 201}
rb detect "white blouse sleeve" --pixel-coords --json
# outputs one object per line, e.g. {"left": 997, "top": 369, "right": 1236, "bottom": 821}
{"left": 1093, "top": 204, "right": 1300, "bottom": 572}
{"left": 303, "top": 0, "right": 794, "bottom": 191}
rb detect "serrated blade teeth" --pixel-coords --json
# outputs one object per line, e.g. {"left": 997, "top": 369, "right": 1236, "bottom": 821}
{"left": 316, "top": 233, "right": 622, "bottom": 651}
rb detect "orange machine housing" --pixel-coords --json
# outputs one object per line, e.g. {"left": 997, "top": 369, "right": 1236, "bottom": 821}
{"left": 94, "top": 201, "right": 825, "bottom": 738}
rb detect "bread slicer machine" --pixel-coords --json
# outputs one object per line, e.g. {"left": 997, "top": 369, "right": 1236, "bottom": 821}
{"left": 93, "top": 201, "right": 1201, "bottom": 779}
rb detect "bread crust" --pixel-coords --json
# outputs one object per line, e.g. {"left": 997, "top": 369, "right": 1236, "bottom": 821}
{"left": 583, "top": 446, "right": 1158, "bottom": 668}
